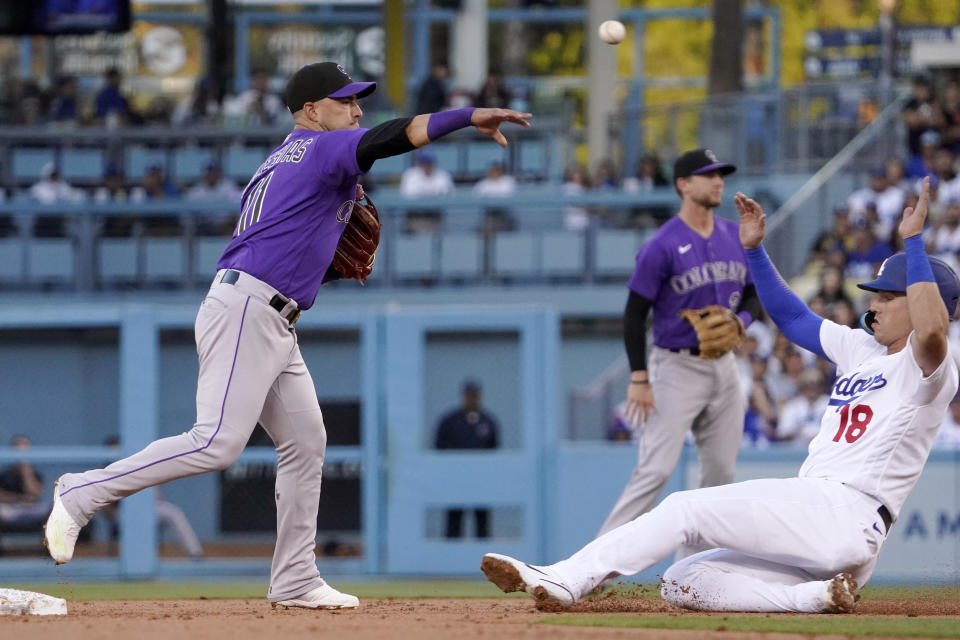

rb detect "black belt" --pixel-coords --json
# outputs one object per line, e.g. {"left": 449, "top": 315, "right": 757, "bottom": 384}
{"left": 878, "top": 504, "right": 892, "bottom": 534}
{"left": 669, "top": 346, "right": 701, "bottom": 356}
{"left": 221, "top": 269, "right": 300, "bottom": 325}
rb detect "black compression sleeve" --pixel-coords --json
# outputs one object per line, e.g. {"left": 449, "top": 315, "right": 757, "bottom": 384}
{"left": 356, "top": 117, "right": 416, "bottom": 172}
{"left": 624, "top": 291, "right": 653, "bottom": 372}
{"left": 737, "top": 284, "right": 763, "bottom": 325}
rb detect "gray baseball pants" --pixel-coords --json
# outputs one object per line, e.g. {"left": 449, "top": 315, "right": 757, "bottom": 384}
{"left": 58, "top": 270, "right": 326, "bottom": 602}
{"left": 597, "top": 346, "right": 744, "bottom": 537}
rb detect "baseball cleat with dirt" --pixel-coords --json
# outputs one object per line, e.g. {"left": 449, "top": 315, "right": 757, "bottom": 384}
{"left": 824, "top": 572, "right": 859, "bottom": 613}
{"left": 481, "top": 552, "right": 575, "bottom": 610}
{"left": 43, "top": 480, "right": 82, "bottom": 565}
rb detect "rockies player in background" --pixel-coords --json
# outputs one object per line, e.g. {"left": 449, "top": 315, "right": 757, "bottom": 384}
{"left": 482, "top": 177, "right": 959, "bottom": 613}
{"left": 599, "top": 149, "right": 762, "bottom": 537}
{"left": 43, "top": 62, "right": 531, "bottom": 609}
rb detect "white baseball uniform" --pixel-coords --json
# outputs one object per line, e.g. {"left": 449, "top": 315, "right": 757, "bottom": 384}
{"left": 545, "top": 319, "right": 958, "bottom": 612}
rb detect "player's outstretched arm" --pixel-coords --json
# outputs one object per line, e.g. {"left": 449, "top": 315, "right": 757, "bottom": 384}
{"left": 901, "top": 177, "right": 949, "bottom": 376}
{"left": 356, "top": 108, "right": 532, "bottom": 170}
{"left": 733, "top": 193, "right": 829, "bottom": 361}
{"left": 405, "top": 108, "right": 532, "bottom": 148}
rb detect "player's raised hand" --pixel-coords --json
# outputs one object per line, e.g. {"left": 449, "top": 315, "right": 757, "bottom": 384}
{"left": 899, "top": 176, "right": 929, "bottom": 240}
{"left": 470, "top": 108, "right": 532, "bottom": 147}
{"left": 733, "top": 192, "right": 766, "bottom": 249}
{"left": 625, "top": 382, "right": 656, "bottom": 425}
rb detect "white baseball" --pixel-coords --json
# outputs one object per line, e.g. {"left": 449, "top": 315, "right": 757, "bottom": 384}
{"left": 598, "top": 20, "right": 626, "bottom": 45}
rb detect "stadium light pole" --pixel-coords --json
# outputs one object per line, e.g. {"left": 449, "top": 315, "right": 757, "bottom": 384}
{"left": 878, "top": 0, "right": 896, "bottom": 103}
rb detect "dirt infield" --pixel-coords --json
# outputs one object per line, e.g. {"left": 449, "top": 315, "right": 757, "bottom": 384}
{"left": 2, "top": 595, "right": 959, "bottom": 640}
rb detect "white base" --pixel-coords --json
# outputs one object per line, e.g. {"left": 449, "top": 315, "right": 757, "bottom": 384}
{"left": 0, "top": 588, "right": 68, "bottom": 615}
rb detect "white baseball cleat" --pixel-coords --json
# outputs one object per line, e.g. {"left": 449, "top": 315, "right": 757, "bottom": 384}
{"left": 271, "top": 583, "right": 359, "bottom": 610}
{"left": 481, "top": 552, "right": 576, "bottom": 609}
{"left": 43, "top": 480, "right": 82, "bottom": 565}
{"left": 824, "top": 572, "right": 859, "bottom": 613}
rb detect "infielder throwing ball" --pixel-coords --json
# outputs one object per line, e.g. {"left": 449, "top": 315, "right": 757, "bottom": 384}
{"left": 482, "top": 177, "right": 959, "bottom": 613}
{"left": 43, "top": 62, "right": 531, "bottom": 609}
{"left": 599, "top": 148, "right": 762, "bottom": 537}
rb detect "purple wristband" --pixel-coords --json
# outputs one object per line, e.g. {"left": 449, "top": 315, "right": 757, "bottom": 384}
{"left": 426, "top": 107, "right": 475, "bottom": 141}
{"left": 904, "top": 234, "right": 935, "bottom": 285}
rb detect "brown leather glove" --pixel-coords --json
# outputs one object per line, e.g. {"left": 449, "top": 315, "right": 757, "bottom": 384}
{"left": 330, "top": 185, "right": 381, "bottom": 284}
{"left": 679, "top": 304, "right": 746, "bottom": 360}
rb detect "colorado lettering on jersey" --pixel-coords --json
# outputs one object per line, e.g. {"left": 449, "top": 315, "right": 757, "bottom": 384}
{"left": 827, "top": 373, "right": 887, "bottom": 408}
{"left": 669, "top": 260, "right": 747, "bottom": 295}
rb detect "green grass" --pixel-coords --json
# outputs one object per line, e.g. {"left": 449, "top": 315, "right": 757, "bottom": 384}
{"left": 9, "top": 579, "right": 523, "bottom": 601}
{"left": 542, "top": 615, "right": 960, "bottom": 638}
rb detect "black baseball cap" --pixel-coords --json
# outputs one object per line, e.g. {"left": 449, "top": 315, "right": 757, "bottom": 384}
{"left": 284, "top": 62, "right": 377, "bottom": 113}
{"left": 673, "top": 148, "right": 736, "bottom": 180}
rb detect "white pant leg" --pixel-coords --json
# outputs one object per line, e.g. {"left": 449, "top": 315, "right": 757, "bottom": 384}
{"left": 257, "top": 343, "right": 328, "bottom": 603}
{"left": 59, "top": 283, "right": 294, "bottom": 525}
{"left": 661, "top": 549, "right": 831, "bottom": 612}
{"left": 550, "top": 477, "right": 885, "bottom": 601}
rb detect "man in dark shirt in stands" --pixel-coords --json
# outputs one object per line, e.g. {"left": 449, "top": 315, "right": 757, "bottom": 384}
{"left": 435, "top": 379, "right": 499, "bottom": 538}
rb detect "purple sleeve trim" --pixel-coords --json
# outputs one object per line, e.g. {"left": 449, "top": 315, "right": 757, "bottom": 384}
{"left": 738, "top": 310, "right": 753, "bottom": 329}
{"left": 426, "top": 107, "right": 475, "bottom": 141}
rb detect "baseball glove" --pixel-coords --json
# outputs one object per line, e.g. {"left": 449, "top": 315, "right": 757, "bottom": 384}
{"left": 679, "top": 304, "right": 746, "bottom": 360}
{"left": 331, "top": 185, "right": 381, "bottom": 284}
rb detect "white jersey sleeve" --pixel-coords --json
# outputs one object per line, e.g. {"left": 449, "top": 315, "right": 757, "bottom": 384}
{"left": 800, "top": 321, "right": 959, "bottom": 519}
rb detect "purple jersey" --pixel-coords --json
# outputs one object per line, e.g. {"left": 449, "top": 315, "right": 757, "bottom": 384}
{"left": 627, "top": 216, "right": 752, "bottom": 350}
{"left": 217, "top": 127, "right": 368, "bottom": 310}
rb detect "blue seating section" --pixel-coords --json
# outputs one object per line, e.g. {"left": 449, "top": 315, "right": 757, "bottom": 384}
{"left": 29, "top": 239, "right": 74, "bottom": 282}
{"left": 594, "top": 230, "right": 649, "bottom": 276}
{"left": 61, "top": 149, "right": 105, "bottom": 181}
{"left": 173, "top": 149, "right": 214, "bottom": 182}
{"left": 144, "top": 239, "right": 186, "bottom": 280}
{"left": 0, "top": 239, "right": 24, "bottom": 281}
{"left": 12, "top": 149, "right": 56, "bottom": 181}
{"left": 224, "top": 147, "right": 267, "bottom": 182}
{"left": 98, "top": 238, "right": 138, "bottom": 281}
{"left": 493, "top": 232, "right": 537, "bottom": 277}
{"left": 125, "top": 147, "right": 167, "bottom": 179}
{"left": 194, "top": 237, "right": 227, "bottom": 281}
{"left": 540, "top": 231, "right": 584, "bottom": 276}
{"left": 391, "top": 233, "right": 435, "bottom": 278}
{"left": 439, "top": 233, "right": 482, "bottom": 277}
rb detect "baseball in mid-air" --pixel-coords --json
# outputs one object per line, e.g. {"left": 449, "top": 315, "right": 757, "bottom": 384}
{"left": 598, "top": 20, "right": 626, "bottom": 45}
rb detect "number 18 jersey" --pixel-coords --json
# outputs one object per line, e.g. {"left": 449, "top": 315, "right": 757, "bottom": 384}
{"left": 798, "top": 320, "right": 958, "bottom": 520}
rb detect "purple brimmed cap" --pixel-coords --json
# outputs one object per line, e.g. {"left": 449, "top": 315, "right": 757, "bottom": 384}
{"left": 673, "top": 148, "right": 736, "bottom": 180}
{"left": 284, "top": 62, "right": 376, "bottom": 113}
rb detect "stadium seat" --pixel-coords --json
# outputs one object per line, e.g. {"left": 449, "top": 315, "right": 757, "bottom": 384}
{"left": 12, "top": 149, "right": 56, "bottom": 182}
{"left": 125, "top": 147, "right": 167, "bottom": 179}
{"left": 28, "top": 239, "right": 75, "bottom": 282}
{"left": 173, "top": 149, "right": 215, "bottom": 183}
{"left": 493, "top": 231, "right": 536, "bottom": 277}
{"left": 439, "top": 233, "right": 482, "bottom": 278}
{"left": 224, "top": 147, "right": 267, "bottom": 182}
{"left": 193, "top": 237, "right": 228, "bottom": 282}
{"left": 98, "top": 238, "right": 138, "bottom": 281}
{"left": 0, "top": 239, "right": 24, "bottom": 281}
{"left": 466, "top": 143, "right": 507, "bottom": 177}
{"left": 144, "top": 238, "right": 186, "bottom": 281}
{"left": 428, "top": 145, "right": 460, "bottom": 176}
{"left": 391, "top": 233, "right": 436, "bottom": 278}
{"left": 372, "top": 153, "right": 408, "bottom": 180}
{"left": 540, "top": 231, "right": 584, "bottom": 276}
{"left": 594, "top": 229, "right": 648, "bottom": 276}
{"left": 518, "top": 142, "right": 546, "bottom": 177}
{"left": 60, "top": 149, "right": 105, "bottom": 181}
